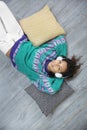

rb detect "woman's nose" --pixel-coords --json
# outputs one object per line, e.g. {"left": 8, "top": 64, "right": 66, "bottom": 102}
{"left": 55, "top": 62, "right": 59, "bottom": 67}
{"left": 56, "top": 60, "right": 60, "bottom": 65}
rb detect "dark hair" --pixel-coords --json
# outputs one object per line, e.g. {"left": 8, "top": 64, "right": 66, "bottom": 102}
{"left": 61, "top": 55, "right": 82, "bottom": 79}
{"left": 49, "top": 55, "right": 82, "bottom": 79}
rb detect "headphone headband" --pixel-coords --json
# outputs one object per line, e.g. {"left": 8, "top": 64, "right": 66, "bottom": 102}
{"left": 55, "top": 56, "right": 69, "bottom": 78}
{"left": 55, "top": 56, "right": 63, "bottom": 78}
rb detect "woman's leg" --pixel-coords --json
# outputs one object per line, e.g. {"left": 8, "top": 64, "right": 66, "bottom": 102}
{"left": 0, "top": 1, "right": 23, "bottom": 54}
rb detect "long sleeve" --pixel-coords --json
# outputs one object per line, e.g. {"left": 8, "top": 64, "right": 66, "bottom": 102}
{"left": 55, "top": 35, "right": 67, "bottom": 57}
{"left": 14, "top": 35, "right": 66, "bottom": 95}
{"left": 34, "top": 74, "right": 64, "bottom": 95}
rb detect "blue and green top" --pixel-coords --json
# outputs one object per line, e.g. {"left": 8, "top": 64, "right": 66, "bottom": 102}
{"left": 10, "top": 35, "right": 67, "bottom": 94}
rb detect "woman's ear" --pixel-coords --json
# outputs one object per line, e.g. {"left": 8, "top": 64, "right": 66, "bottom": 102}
{"left": 55, "top": 56, "right": 63, "bottom": 78}
{"left": 56, "top": 56, "right": 63, "bottom": 61}
{"left": 55, "top": 73, "right": 63, "bottom": 78}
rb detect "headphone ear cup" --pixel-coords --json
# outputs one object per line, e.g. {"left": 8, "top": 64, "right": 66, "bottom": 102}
{"left": 56, "top": 56, "right": 63, "bottom": 61}
{"left": 55, "top": 73, "right": 63, "bottom": 78}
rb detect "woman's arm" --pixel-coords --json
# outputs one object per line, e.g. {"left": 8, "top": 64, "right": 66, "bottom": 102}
{"left": 55, "top": 35, "right": 67, "bottom": 56}
{"left": 34, "top": 74, "right": 64, "bottom": 95}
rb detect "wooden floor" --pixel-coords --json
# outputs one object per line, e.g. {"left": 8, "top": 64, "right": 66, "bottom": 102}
{"left": 0, "top": 0, "right": 87, "bottom": 130}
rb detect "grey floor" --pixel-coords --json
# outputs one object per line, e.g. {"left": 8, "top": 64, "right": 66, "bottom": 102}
{"left": 0, "top": 0, "right": 87, "bottom": 130}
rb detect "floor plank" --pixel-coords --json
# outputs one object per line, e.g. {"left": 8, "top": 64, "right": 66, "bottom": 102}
{"left": 0, "top": 0, "right": 87, "bottom": 130}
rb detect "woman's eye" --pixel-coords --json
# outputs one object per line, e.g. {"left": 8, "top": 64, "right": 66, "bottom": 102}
{"left": 59, "top": 61, "right": 61, "bottom": 64}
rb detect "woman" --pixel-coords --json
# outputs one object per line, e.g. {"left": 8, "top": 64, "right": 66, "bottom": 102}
{"left": 0, "top": 2, "right": 81, "bottom": 95}
{"left": 6, "top": 34, "right": 81, "bottom": 95}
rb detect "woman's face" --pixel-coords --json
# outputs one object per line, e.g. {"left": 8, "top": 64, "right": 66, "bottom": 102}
{"left": 47, "top": 59, "right": 68, "bottom": 74}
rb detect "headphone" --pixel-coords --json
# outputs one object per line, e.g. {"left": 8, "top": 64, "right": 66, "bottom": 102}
{"left": 55, "top": 56, "right": 70, "bottom": 78}
{"left": 55, "top": 56, "right": 73, "bottom": 79}
{"left": 55, "top": 56, "right": 64, "bottom": 78}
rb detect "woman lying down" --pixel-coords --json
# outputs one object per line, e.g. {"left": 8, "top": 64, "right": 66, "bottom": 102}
{"left": 4, "top": 33, "right": 81, "bottom": 95}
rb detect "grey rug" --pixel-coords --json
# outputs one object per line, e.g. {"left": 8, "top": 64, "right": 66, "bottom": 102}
{"left": 25, "top": 81, "right": 74, "bottom": 116}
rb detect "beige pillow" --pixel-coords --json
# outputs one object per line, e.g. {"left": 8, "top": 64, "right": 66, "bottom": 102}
{"left": 19, "top": 5, "right": 66, "bottom": 46}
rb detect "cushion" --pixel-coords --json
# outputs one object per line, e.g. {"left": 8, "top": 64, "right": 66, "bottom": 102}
{"left": 19, "top": 5, "right": 66, "bottom": 46}
{"left": 25, "top": 81, "right": 74, "bottom": 116}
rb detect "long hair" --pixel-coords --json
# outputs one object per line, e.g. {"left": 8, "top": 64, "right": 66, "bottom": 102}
{"left": 61, "top": 55, "right": 82, "bottom": 79}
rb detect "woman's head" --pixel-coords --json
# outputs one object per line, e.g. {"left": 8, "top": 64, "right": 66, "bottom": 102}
{"left": 47, "top": 55, "right": 81, "bottom": 78}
